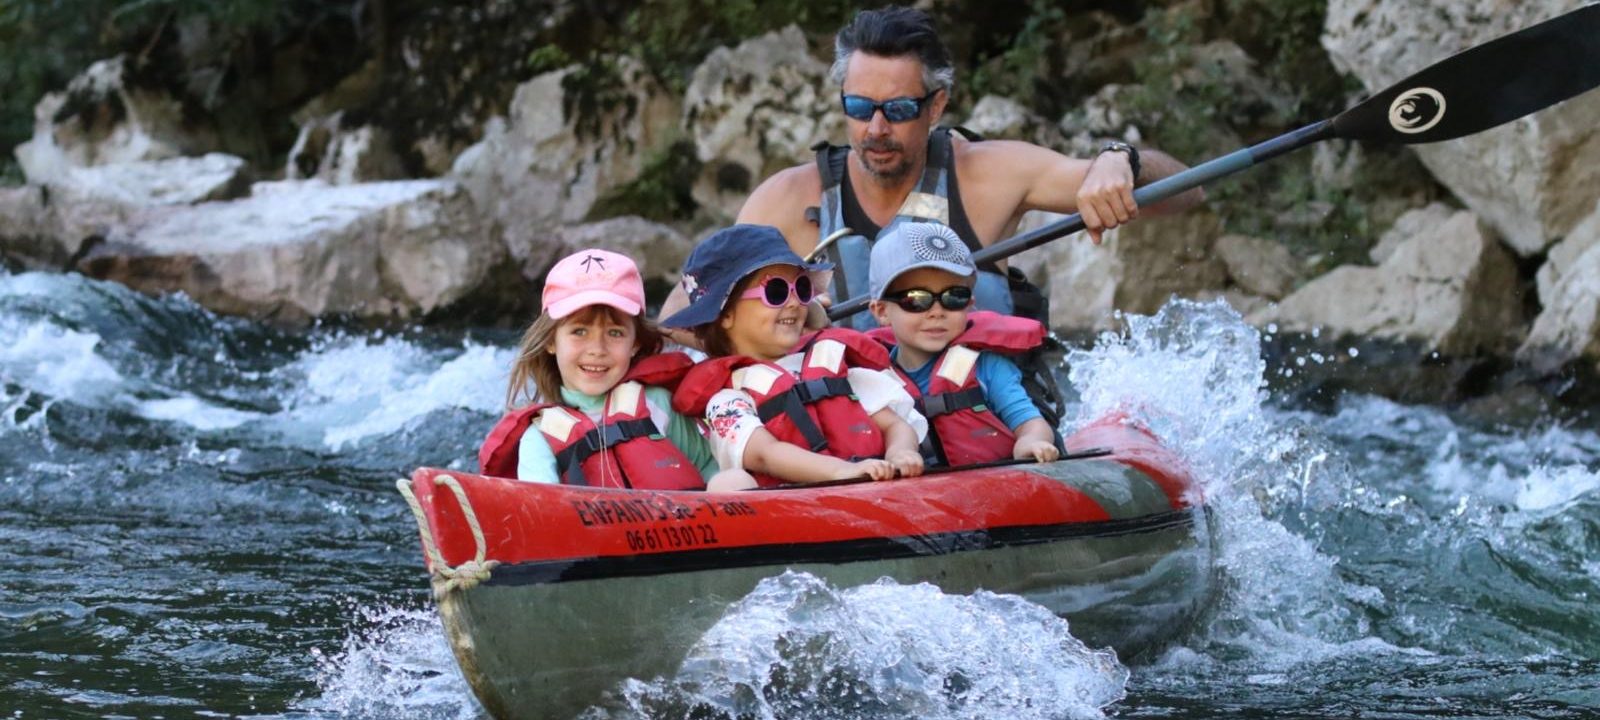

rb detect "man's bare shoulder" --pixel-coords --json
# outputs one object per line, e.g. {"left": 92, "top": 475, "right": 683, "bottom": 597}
{"left": 738, "top": 164, "right": 824, "bottom": 222}
{"left": 954, "top": 136, "right": 1072, "bottom": 173}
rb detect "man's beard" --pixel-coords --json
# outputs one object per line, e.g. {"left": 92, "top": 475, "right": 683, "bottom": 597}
{"left": 854, "top": 137, "right": 918, "bottom": 183}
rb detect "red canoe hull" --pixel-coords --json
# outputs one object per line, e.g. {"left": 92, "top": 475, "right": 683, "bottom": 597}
{"left": 402, "top": 416, "right": 1216, "bottom": 719}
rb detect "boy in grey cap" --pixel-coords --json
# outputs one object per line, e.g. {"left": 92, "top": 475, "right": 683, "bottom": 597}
{"left": 868, "top": 223, "right": 1060, "bottom": 466}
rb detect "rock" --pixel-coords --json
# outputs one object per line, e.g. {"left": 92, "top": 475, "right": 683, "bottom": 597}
{"left": 286, "top": 112, "right": 406, "bottom": 185}
{"left": 1323, "top": 0, "right": 1600, "bottom": 255}
{"left": 1061, "top": 84, "right": 1141, "bottom": 141}
{"left": 13, "top": 55, "right": 220, "bottom": 185}
{"left": 0, "top": 183, "right": 162, "bottom": 269}
{"left": 65, "top": 153, "right": 250, "bottom": 206}
{"left": 0, "top": 153, "right": 252, "bottom": 271}
{"left": 1215, "top": 234, "right": 1301, "bottom": 299}
{"left": 1013, "top": 208, "right": 1228, "bottom": 331}
{"left": 76, "top": 180, "right": 509, "bottom": 323}
{"left": 963, "top": 95, "right": 1044, "bottom": 142}
{"left": 1311, "top": 141, "right": 1363, "bottom": 192}
{"left": 1369, "top": 202, "right": 1455, "bottom": 264}
{"left": 1518, "top": 201, "right": 1600, "bottom": 372}
{"left": 452, "top": 57, "right": 680, "bottom": 256}
{"left": 508, "top": 217, "right": 694, "bottom": 291}
{"left": 683, "top": 26, "right": 841, "bottom": 221}
{"left": 1193, "top": 289, "right": 1271, "bottom": 318}
{"left": 1252, "top": 206, "right": 1523, "bottom": 355}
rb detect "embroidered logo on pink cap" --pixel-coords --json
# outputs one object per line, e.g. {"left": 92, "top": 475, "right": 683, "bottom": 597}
{"left": 541, "top": 249, "right": 645, "bottom": 319}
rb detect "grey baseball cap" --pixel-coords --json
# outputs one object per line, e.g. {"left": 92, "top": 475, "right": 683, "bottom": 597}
{"left": 868, "top": 222, "right": 978, "bottom": 299}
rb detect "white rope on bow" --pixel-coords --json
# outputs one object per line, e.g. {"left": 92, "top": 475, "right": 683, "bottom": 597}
{"left": 396, "top": 474, "right": 501, "bottom": 599}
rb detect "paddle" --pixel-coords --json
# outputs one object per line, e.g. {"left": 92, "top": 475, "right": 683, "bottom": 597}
{"left": 827, "top": 4, "right": 1600, "bottom": 322}
{"left": 756, "top": 446, "right": 1114, "bottom": 490}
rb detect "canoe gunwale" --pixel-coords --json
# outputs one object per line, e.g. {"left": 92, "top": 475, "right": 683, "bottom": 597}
{"left": 482, "top": 507, "right": 1199, "bottom": 586}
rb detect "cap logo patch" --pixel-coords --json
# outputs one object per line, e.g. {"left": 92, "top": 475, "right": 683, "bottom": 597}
{"left": 906, "top": 224, "right": 971, "bottom": 266}
{"left": 681, "top": 273, "right": 703, "bottom": 302}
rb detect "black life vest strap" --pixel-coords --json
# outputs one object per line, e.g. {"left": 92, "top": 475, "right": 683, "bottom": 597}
{"left": 554, "top": 417, "right": 657, "bottom": 488}
{"left": 917, "top": 386, "right": 987, "bottom": 419}
{"left": 792, "top": 376, "right": 852, "bottom": 404}
{"left": 756, "top": 390, "right": 829, "bottom": 453}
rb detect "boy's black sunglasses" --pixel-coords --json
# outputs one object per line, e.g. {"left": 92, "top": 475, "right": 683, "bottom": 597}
{"left": 883, "top": 285, "right": 974, "bottom": 313}
{"left": 840, "top": 90, "right": 940, "bottom": 123}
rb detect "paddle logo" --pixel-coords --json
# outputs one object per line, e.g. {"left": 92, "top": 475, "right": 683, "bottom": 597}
{"left": 1389, "top": 87, "right": 1447, "bottom": 134}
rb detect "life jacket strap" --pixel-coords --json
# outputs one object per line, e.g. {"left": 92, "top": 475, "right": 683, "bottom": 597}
{"left": 792, "top": 376, "right": 852, "bottom": 404}
{"left": 918, "top": 386, "right": 987, "bottom": 418}
{"left": 756, "top": 391, "right": 830, "bottom": 453}
{"left": 554, "top": 417, "right": 658, "bottom": 487}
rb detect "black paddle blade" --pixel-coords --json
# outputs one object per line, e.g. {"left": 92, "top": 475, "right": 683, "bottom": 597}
{"left": 1332, "top": 4, "right": 1600, "bottom": 145}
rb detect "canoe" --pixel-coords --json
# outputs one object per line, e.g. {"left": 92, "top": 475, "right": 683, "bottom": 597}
{"left": 399, "top": 414, "right": 1215, "bottom": 719}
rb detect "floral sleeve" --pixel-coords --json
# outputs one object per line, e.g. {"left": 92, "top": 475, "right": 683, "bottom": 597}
{"left": 703, "top": 388, "right": 765, "bottom": 471}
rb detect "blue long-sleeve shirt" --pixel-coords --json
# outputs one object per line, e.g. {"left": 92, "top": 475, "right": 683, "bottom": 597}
{"left": 889, "top": 347, "right": 1041, "bottom": 430}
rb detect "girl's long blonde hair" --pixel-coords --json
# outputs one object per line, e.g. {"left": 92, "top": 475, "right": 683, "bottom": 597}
{"left": 504, "top": 305, "right": 666, "bottom": 410}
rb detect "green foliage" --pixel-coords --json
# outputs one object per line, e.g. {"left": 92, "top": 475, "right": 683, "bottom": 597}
{"left": 1117, "top": 0, "right": 1419, "bottom": 272}
{"left": 1217, "top": 0, "right": 1351, "bottom": 120}
{"left": 525, "top": 44, "right": 572, "bottom": 76}
{"left": 965, "top": 0, "right": 1068, "bottom": 112}
{"left": 1124, "top": 2, "right": 1243, "bottom": 161}
{"left": 1, "top": 0, "right": 359, "bottom": 180}
{"left": 587, "top": 140, "right": 703, "bottom": 223}
{"left": 1207, "top": 156, "right": 1372, "bottom": 272}
{"left": 615, "top": 0, "right": 858, "bottom": 92}
{"left": 560, "top": 58, "right": 634, "bottom": 141}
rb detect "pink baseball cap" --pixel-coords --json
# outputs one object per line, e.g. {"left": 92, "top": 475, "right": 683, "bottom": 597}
{"left": 541, "top": 249, "right": 645, "bottom": 319}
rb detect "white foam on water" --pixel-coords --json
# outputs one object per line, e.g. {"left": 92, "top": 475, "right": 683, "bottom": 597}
{"left": 274, "top": 336, "right": 512, "bottom": 450}
{"left": 1063, "top": 298, "right": 1380, "bottom": 668}
{"left": 1, "top": 272, "right": 274, "bottom": 433}
{"left": 1512, "top": 464, "right": 1600, "bottom": 515}
{"left": 0, "top": 314, "right": 264, "bottom": 433}
{"left": 1304, "top": 393, "right": 1600, "bottom": 511}
{"left": 0, "top": 316, "right": 125, "bottom": 401}
{"left": 595, "top": 571, "right": 1127, "bottom": 720}
{"left": 136, "top": 395, "right": 260, "bottom": 431}
{"left": 303, "top": 604, "right": 482, "bottom": 719}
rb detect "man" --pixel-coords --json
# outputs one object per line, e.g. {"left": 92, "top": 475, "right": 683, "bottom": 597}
{"left": 663, "top": 5, "right": 1204, "bottom": 337}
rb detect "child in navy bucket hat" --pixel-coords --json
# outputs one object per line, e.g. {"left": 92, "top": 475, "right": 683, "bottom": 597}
{"left": 866, "top": 222, "right": 1060, "bottom": 467}
{"left": 664, "top": 224, "right": 927, "bottom": 491}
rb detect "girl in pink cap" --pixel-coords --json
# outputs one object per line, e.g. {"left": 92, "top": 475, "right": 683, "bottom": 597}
{"left": 477, "top": 248, "right": 717, "bottom": 490}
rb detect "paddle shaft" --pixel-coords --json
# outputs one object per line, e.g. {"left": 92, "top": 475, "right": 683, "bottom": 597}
{"left": 759, "top": 446, "right": 1114, "bottom": 490}
{"left": 825, "top": 122, "right": 1332, "bottom": 320}
{"left": 826, "top": 4, "right": 1600, "bottom": 322}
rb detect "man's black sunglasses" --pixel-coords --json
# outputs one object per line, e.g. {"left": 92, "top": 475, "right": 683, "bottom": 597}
{"left": 883, "top": 285, "right": 974, "bottom": 313}
{"left": 840, "top": 90, "right": 940, "bottom": 123}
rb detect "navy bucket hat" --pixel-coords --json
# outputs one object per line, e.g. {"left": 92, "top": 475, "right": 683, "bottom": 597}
{"left": 662, "top": 224, "right": 833, "bottom": 329}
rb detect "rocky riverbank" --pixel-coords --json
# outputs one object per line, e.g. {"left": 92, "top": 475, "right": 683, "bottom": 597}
{"left": 3, "top": 0, "right": 1598, "bottom": 411}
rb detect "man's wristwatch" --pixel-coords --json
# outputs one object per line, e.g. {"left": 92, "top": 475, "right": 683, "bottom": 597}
{"left": 1098, "top": 140, "right": 1141, "bottom": 182}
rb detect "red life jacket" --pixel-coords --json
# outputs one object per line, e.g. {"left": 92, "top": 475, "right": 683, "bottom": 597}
{"left": 478, "top": 352, "right": 705, "bottom": 490}
{"left": 674, "top": 328, "right": 890, "bottom": 487}
{"left": 867, "top": 311, "right": 1045, "bottom": 467}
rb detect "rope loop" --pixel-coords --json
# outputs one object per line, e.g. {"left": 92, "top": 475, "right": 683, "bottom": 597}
{"left": 395, "top": 474, "right": 502, "bottom": 599}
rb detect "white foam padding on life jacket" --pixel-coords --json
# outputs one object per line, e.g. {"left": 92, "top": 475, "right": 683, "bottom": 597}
{"left": 537, "top": 406, "right": 580, "bottom": 443}
{"left": 899, "top": 192, "right": 950, "bottom": 223}
{"left": 732, "top": 364, "right": 783, "bottom": 396}
{"left": 936, "top": 345, "right": 980, "bottom": 386}
{"left": 807, "top": 339, "right": 846, "bottom": 374}
{"left": 608, "top": 381, "right": 642, "bottom": 415}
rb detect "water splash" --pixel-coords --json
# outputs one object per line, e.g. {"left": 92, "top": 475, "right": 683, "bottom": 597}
{"left": 1064, "top": 299, "right": 1378, "bottom": 667}
{"left": 587, "top": 571, "right": 1127, "bottom": 720}
{"left": 304, "top": 604, "right": 482, "bottom": 719}
{"left": 276, "top": 335, "right": 511, "bottom": 450}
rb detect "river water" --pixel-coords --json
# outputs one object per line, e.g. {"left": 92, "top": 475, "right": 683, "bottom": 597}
{"left": 2, "top": 269, "right": 1597, "bottom": 719}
